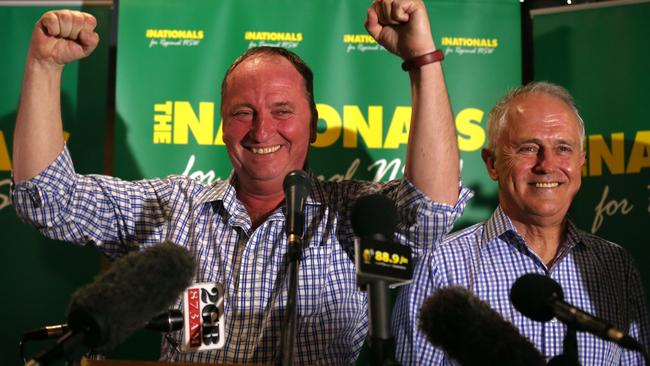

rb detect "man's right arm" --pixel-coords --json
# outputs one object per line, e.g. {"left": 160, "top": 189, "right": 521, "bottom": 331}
{"left": 13, "top": 10, "right": 99, "bottom": 182}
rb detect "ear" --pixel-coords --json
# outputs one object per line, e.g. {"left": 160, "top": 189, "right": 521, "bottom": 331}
{"left": 481, "top": 148, "right": 499, "bottom": 181}
{"left": 309, "top": 107, "right": 318, "bottom": 143}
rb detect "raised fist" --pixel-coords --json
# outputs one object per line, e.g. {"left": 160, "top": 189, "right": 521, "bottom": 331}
{"left": 365, "top": 0, "right": 436, "bottom": 60}
{"left": 28, "top": 10, "right": 99, "bottom": 67}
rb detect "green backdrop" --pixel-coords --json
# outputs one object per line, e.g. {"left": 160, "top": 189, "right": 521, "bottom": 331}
{"left": 532, "top": 0, "right": 650, "bottom": 310}
{"left": 115, "top": 0, "right": 521, "bottom": 228}
{"left": 114, "top": 0, "right": 520, "bottom": 361}
{"left": 2, "top": 0, "right": 520, "bottom": 363}
{"left": 0, "top": 3, "right": 110, "bottom": 365}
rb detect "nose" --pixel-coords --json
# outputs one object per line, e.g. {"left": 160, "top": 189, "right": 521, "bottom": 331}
{"left": 248, "top": 111, "right": 274, "bottom": 142}
{"left": 532, "top": 148, "right": 557, "bottom": 174}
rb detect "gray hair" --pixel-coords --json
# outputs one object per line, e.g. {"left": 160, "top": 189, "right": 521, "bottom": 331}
{"left": 486, "top": 81, "right": 585, "bottom": 151}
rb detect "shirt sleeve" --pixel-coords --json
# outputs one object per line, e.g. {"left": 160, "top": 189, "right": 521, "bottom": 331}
{"left": 392, "top": 179, "right": 473, "bottom": 258}
{"left": 386, "top": 181, "right": 472, "bottom": 365}
{"left": 11, "top": 145, "right": 178, "bottom": 256}
{"left": 393, "top": 247, "right": 452, "bottom": 365}
{"left": 621, "top": 258, "right": 650, "bottom": 365}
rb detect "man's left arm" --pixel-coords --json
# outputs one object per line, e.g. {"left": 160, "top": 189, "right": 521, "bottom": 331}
{"left": 622, "top": 261, "right": 650, "bottom": 364}
{"left": 366, "top": 0, "right": 459, "bottom": 206}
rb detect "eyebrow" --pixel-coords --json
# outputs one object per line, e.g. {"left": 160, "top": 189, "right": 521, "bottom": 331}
{"left": 229, "top": 102, "right": 254, "bottom": 110}
{"left": 516, "top": 138, "right": 578, "bottom": 146}
{"left": 271, "top": 101, "right": 294, "bottom": 108}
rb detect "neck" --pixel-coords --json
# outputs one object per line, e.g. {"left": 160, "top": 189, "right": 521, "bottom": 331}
{"left": 507, "top": 212, "right": 568, "bottom": 267}
{"left": 236, "top": 177, "right": 285, "bottom": 229}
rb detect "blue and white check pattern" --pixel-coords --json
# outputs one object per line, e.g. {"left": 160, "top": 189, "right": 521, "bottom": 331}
{"left": 394, "top": 205, "right": 650, "bottom": 365}
{"left": 12, "top": 146, "right": 471, "bottom": 365}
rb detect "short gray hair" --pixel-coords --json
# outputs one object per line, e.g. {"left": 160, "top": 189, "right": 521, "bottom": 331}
{"left": 486, "top": 81, "right": 585, "bottom": 151}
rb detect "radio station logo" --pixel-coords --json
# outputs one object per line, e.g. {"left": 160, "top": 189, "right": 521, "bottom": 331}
{"left": 244, "top": 31, "right": 303, "bottom": 49}
{"left": 342, "top": 34, "right": 385, "bottom": 53}
{"left": 440, "top": 36, "right": 498, "bottom": 56}
{"left": 146, "top": 28, "right": 205, "bottom": 48}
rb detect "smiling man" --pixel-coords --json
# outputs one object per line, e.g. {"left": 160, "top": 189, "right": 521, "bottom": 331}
{"left": 396, "top": 82, "right": 650, "bottom": 365}
{"left": 11, "top": 1, "right": 471, "bottom": 364}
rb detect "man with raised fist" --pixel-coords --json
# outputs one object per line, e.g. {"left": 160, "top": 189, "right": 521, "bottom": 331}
{"left": 12, "top": 2, "right": 469, "bottom": 364}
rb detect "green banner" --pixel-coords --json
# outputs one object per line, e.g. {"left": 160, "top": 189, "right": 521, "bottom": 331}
{"left": 115, "top": 0, "right": 521, "bottom": 230}
{"left": 533, "top": 0, "right": 650, "bottom": 307}
{"left": 0, "top": 3, "right": 111, "bottom": 365}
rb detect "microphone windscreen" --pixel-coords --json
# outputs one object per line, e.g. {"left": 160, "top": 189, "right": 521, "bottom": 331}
{"left": 283, "top": 170, "right": 311, "bottom": 237}
{"left": 510, "top": 273, "right": 563, "bottom": 322}
{"left": 420, "top": 286, "right": 545, "bottom": 366}
{"left": 351, "top": 193, "right": 397, "bottom": 240}
{"left": 283, "top": 170, "right": 311, "bottom": 196}
{"left": 67, "top": 241, "right": 196, "bottom": 353}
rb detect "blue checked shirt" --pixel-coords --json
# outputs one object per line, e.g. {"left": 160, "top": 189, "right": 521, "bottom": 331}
{"left": 12, "top": 146, "right": 471, "bottom": 365}
{"left": 394, "top": 205, "right": 650, "bottom": 365}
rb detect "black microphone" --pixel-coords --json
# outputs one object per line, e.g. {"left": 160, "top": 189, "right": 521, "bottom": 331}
{"left": 278, "top": 170, "right": 311, "bottom": 366}
{"left": 352, "top": 194, "right": 407, "bottom": 365}
{"left": 419, "top": 286, "right": 545, "bottom": 366}
{"left": 22, "top": 324, "right": 70, "bottom": 341}
{"left": 145, "top": 309, "right": 184, "bottom": 332}
{"left": 510, "top": 273, "right": 644, "bottom": 352}
{"left": 351, "top": 193, "right": 397, "bottom": 242}
{"left": 24, "top": 309, "right": 184, "bottom": 341}
{"left": 27, "top": 241, "right": 196, "bottom": 365}
{"left": 283, "top": 170, "right": 311, "bottom": 242}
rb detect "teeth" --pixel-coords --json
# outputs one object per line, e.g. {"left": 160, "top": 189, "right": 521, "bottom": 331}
{"left": 535, "top": 182, "right": 559, "bottom": 188}
{"left": 251, "top": 145, "right": 281, "bottom": 154}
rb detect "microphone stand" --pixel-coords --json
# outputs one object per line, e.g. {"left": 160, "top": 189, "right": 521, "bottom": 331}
{"left": 276, "top": 234, "right": 303, "bottom": 366}
{"left": 366, "top": 279, "right": 400, "bottom": 366}
{"left": 548, "top": 325, "right": 580, "bottom": 366}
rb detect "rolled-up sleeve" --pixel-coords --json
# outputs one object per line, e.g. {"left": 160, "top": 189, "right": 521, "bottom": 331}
{"left": 393, "top": 179, "right": 473, "bottom": 257}
{"left": 11, "top": 145, "right": 174, "bottom": 254}
{"left": 12, "top": 147, "right": 77, "bottom": 229}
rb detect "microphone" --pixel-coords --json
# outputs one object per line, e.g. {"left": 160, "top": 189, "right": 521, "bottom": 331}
{"left": 27, "top": 241, "right": 196, "bottom": 365}
{"left": 419, "top": 286, "right": 545, "bottom": 366}
{"left": 146, "top": 309, "right": 183, "bottom": 332}
{"left": 352, "top": 194, "right": 409, "bottom": 365}
{"left": 278, "top": 170, "right": 311, "bottom": 366}
{"left": 283, "top": 170, "right": 311, "bottom": 243}
{"left": 352, "top": 193, "right": 412, "bottom": 286}
{"left": 510, "top": 273, "right": 644, "bottom": 352}
{"left": 351, "top": 193, "right": 396, "bottom": 240}
{"left": 22, "top": 324, "right": 70, "bottom": 341}
{"left": 24, "top": 309, "right": 184, "bottom": 341}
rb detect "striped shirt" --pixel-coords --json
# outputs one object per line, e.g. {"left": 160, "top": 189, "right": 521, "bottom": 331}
{"left": 394, "top": 205, "right": 649, "bottom": 365}
{"left": 12, "top": 146, "right": 471, "bottom": 365}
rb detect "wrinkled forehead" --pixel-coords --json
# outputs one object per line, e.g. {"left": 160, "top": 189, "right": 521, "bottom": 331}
{"left": 505, "top": 92, "right": 582, "bottom": 138}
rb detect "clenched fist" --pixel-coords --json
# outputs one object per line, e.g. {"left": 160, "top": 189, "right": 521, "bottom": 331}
{"left": 29, "top": 10, "right": 99, "bottom": 68}
{"left": 365, "top": 0, "right": 436, "bottom": 60}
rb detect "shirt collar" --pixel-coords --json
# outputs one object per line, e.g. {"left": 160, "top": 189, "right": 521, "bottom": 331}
{"left": 194, "top": 171, "right": 325, "bottom": 209}
{"left": 482, "top": 205, "right": 586, "bottom": 251}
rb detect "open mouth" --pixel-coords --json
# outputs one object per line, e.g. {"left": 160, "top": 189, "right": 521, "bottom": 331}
{"left": 249, "top": 145, "right": 281, "bottom": 155}
{"left": 533, "top": 182, "right": 560, "bottom": 188}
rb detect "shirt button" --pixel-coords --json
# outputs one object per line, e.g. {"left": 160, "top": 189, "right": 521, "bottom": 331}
{"left": 551, "top": 317, "right": 558, "bottom": 324}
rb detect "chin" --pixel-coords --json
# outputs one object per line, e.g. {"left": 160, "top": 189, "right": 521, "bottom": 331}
{"left": 527, "top": 205, "right": 569, "bottom": 220}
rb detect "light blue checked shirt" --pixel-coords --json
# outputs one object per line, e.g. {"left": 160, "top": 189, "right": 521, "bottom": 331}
{"left": 394, "top": 205, "right": 650, "bottom": 365}
{"left": 12, "top": 146, "right": 471, "bottom": 365}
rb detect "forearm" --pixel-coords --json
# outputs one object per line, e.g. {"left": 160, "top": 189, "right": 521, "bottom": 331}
{"left": 13, "top": 56, "right": 66, "bottom": 182}
{"left": 404, "top": 61, "right": 459, "bottom": 205}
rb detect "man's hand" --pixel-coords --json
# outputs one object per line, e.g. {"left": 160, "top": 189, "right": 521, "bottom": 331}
{"left": 365, "top": 0, "right": 436, "bottom": 60}
{"left": 28, "top": 10, "right": 99, "bottom": 68}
